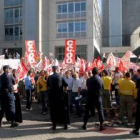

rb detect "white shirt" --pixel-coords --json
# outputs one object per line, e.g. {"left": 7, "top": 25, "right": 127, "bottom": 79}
{"left": 81, "top": 78, "right": 87, "bottom": 90}
{"left": 113, "top": 72, "right": 122, "bottom": 89}
{"left": 72, "top": 78, "right": 81, "bottom": 92}
{"left": 64, "top": 76, "right": 73, "bottom": 90}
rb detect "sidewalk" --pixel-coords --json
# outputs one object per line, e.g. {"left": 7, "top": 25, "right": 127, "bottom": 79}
{"left": 0, "top": 101, "right": 139, "bottom": 140}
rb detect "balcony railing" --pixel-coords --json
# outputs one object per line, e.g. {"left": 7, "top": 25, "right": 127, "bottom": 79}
{"left": 57, "top": 11, "right": 86, "bottom": 19}
{"left": 5, "top": 18, "right": 22, "bottom": 24}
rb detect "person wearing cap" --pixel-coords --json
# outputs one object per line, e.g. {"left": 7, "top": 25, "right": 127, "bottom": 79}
{"left": 83, "top": 67, "right": 105, "bottom": 131}
{"left": 25, "top": 70, "right": 33, "bottom": 110}
{"left": 47, "top": 66, "right": 69, "bottom": 130}
{"left": 0, "top": 65, "right": 18, "bottom": 127}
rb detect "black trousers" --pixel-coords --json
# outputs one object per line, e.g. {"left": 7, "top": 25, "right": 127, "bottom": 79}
{"left": 135, "top": 101, "right": 140, "bottom": 130}
{"left": 26, "top": 89, "right": 32, "bottom": 109}
{"left": 0, "top": 92, "right": 15, "bottom": 122}
{"left": 84, "top": 95, "right": 104, "bottom": 125}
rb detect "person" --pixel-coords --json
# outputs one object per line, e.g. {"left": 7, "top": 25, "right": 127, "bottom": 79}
{"left": 12, "top": 69, "right": 22, "bottom": 123}
{"left": 72, "top": 73, "right": 82, "bottom": 117}
{"left": 119, "top": 72, "right": 136, "bottom": 126}
{"left": 112, "top": 67, "right": 122, "bottom": 106}
{"left": 47, "top": 66, "right": 69, "bottom": 130}
{"left": 25, "top": 71, "right": 33, "bottom": 110}
{"left": 64, "top": 71, "right": 73, "bottom": 113}
{"left": 83, "top": 67, "right": 105, "bottom": 131}
{"left": 101, "top": 70, "right": 112, "bottom": 115}
{"left": 15, "top": 52, "right": 20, "bottom": 59}
{"left": 132, "top": 69, "right": 140, "bottom": 135}
{"left": 0, "top": 65, "right": 18, "bottom": 127}
{"left": 129, "top": 69, "right": 138, "bottom": 83}
{"left": 37, "top": 70, "right": 47, "bottom": 115}
{"left": 4, "top": 49, "right": 9, "bottom": 59}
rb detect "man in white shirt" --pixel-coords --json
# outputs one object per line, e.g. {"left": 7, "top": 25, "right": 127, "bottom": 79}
{"left": 112, "top": 67, "right": 123, "bottom": 106}
{"left": 64, "top": 71, "right": 74, "bottom": 113}
{"left": 72, "top": 73, "right": 82, "bottom": 117}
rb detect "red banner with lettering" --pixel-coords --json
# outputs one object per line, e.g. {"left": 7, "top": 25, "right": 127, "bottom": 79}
{"left": 65, "top": 40, "right": 76, "bottom": 65}
{"left": 25, "top": 40, "right": 37, "bottom": 65}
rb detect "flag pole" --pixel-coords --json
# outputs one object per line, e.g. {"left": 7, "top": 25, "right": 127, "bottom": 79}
{"left": 136, "top": 56, "right": 139, "bottom": 64}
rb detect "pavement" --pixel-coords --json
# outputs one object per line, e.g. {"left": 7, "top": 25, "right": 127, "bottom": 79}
{"left": 0, "top": 100, "right": 140, "bottom": 140}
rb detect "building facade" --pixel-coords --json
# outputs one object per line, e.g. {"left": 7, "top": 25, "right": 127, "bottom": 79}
{"left": 0, "top": 0, "right": 102, "bottom": 61}
{"left": 101, "top": 0, "right": 140, "bottom": 57}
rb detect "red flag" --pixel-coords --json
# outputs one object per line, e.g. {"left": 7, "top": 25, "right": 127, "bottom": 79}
{"left": 65, "top": 40, "right": 76, "bottom": 65}
{"left": 17, "top": 61, "right": 28, "bottom": 80}
{"left": 85, "top": 62, "right": 92, "bottom": 72}
{"left": 92, "top": 59, "right": 97, "bottom": 69}
{"left": 96, "top": 57, "right": 104, "bottom": 70}
{"left": 25, "top": 40, "right": 37, "bottom": 66}
{"left": 79, "top": 59, "right": 86, "bottom": 75}
{"left": 42, "top": 57, "right": 47, "bottom": 70}
{"left": 119, "top": 60, "right": 126, "bottom": 72}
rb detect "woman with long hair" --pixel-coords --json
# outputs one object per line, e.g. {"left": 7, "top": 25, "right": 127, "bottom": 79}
{"left": 12, "top": 69, "right": 22, "bottom": 123}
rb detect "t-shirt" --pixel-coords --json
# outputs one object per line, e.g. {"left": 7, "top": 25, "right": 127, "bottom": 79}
{"left": 64, "top": 76, "right": 73, "bottom": 90}
{"left": 102, "top": 76, "right": 112, "bottom": 90}
{"left": 72, "top": 78, "right": 81, "bottom": 92}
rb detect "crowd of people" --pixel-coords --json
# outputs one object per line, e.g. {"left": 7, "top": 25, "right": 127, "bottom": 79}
{"left": 0, "top": 65, "right": 140, "bottom": 136}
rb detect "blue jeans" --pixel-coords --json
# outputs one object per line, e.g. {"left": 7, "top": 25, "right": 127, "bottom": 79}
{"left": 73, "top": 92, "right": 81, "bottom": 117}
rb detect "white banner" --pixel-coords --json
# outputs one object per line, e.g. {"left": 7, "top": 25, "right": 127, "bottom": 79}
{"left": 0, "top": 59, "right": 20, "bottom": 69}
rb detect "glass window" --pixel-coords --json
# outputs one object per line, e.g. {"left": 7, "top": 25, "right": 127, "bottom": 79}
{"left": 68, "top": 22, "right": 74, "bottom": 32}
{"left": 68, "top": 2, "right": 74, "bottom": 12}
{"left": 10, "top": 27, "right": 13, "bottom": 35}
{"left": 5, "top": 28, "right": 9, "bottom": 35}
{"left": 5, "top": 9, "right": 9, "bottom": 18}
{"left": 62, "top": 23, "right": 67, "bottom": 32}
{"left": 75, "top": 3, "right": 80, "bottom": 12}
{"left": 57, "top": 23, "right": 62, "bottom": 32}
{"left": 9, "top": 9, "right": 14, "bottom": 18}
{"left": 81, "top": 2, "right": 86, "bottom": 11}
{"left": 58, "top": 4, "right": 62, "bottom": 13}
{"left": 15, "top": 8, "right": 19, "bottom": 18}
{"left": 15, "top": 27, "right": 19, "bottom": 35}
{"left": 75, "top": 22, "right": 80, "bottom": 31}
{"left": 81, "top": 22, "right": 86, "bottom": 31}
{"left": 62, "top": 4, "right": 67, "bottom": 13}
{"left": 20, "top": 26, "right": 22, "bottom": 35}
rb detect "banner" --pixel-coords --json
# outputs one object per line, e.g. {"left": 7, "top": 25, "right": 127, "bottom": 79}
{"left": 17, "top": 61, "right": 28, "bottom": 80}
{"left": 0, "top": 59, "right": 20, "bottom": 69}
{"left": 25, "top": 40, "right": 37, "bottom": 65}
{"left": 65, "top": 40, "right": 76, "bottom": 65}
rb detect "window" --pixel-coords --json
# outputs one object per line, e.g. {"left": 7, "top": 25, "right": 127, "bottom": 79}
{"left": 4, "top": 0, "right": 22, "bottom": 6}
{"left": 81, "top": 21, "right": 86, "bottom": 31}
{"left": 68, "top": 2, "right": 74, "bottom": 12}
{"left": 75, "top": 2, "right": 80, "bottom": 12}
{"left": 5, "top": 7, "right": 22, "bottom": 24}
{"left": 75, "top": 22, "right": 80, "bottom": 32}
{"left": 57, "top": 1, "right": 86, "bottom": 14}
{"left": 62, "top": 3, "right": 67, "bottom": 13}
{"left": 57, "top": 21, "right": 86, "bottom": 38}
{"left": 68, "top": 22, "right": 74, "bottom": 32}
{"left": 55, "top": 45, "right": 87, "bottom": 60}
{"left": 81, "top": 2, "right": 86, "bottom": 11}
{"left": 57, "top": 21, "right": 86, "bottom": 33}
{"left": 5, "top": 25, "right": 22, "bottom": 40}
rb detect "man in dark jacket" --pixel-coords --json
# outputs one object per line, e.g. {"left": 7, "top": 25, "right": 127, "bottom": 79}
{"left": 48, "top": 66, "right": 69, "bottom": 130}
{"left": 132, "top": 69, "right": 140, "bottom": 135}
{"left": 0, "top": 65, "right": 18, "bottom": 127}
{"left": 83, "top": 67, "right": 105, "bottom": 131}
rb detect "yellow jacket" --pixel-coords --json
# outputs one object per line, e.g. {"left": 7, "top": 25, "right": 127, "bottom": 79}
{"left": 102, "top": 76, "right": 112, "bottom": 90}
{"left": 119, "top": 78, "right": 136, "bottom": 98}
{"left": 37, "top": 76, "right": 47, "bottom": 92}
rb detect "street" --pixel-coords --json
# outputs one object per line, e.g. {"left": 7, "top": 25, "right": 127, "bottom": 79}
{"left": 0, "top": 101, "right": 139, "bottom": 140}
